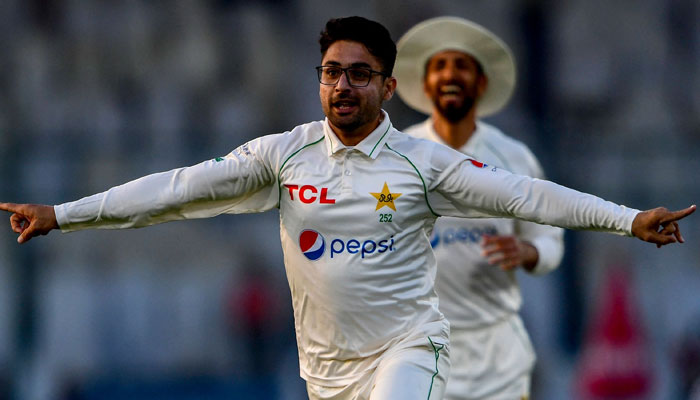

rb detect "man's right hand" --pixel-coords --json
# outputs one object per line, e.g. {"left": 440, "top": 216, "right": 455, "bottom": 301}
{"left": 631, "top": 205, "right": 696, "bottom": 247}
{"left": 0, "top": 203, "right": 59, "bottom": 244}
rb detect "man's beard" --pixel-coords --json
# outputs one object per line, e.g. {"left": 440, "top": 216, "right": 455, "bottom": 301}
{"left": 435, "top": 96, "right": 476, "bottom": 123}
{"left": 326, "top": 94, "right": 382, "bottom": 133}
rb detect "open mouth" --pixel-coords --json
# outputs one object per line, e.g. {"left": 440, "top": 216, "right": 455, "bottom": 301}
{"left": 332, "top": 99, "right": 358, "bottom": 114}
{"left": 437, "top": 84, "right": 465, "bottom": 103}
{"left": 440, "top": 84, "right": 463, "bottom": 96}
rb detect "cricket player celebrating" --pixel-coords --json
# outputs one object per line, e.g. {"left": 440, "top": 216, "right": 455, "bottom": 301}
{"left": 394, "top": 17, "right": 562, "bottom": 399}
{"left": 0, "top": 16, "right": 694, "bottom": 400}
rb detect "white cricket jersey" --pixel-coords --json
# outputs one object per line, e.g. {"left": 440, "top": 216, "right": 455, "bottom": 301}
{"left": 405, "top": 119, "right": 565, "bottom": 329}
{"left": 54, "top": 111, "right": 638, "bottom": 386}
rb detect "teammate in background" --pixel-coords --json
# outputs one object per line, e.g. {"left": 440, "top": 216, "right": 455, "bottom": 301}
{"left": 0, "top": 16, "right": 695, "bottom": 400}
{"left": 394, "top": 17, "right": 561, "bottom": 399}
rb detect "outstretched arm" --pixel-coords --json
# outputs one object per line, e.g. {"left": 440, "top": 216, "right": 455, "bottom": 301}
{"left": 631, "top": 205, "right": 696, "bottom": 247}
{"left": 0, "top": 203, "right": 58, "bottom": 244}
{"left": 429, "top": 147, "right": 696, "bottom": 246}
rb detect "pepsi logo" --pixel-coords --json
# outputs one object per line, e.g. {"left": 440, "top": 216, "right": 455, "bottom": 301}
{"left": 299, "top": 229, "right": 326, "bottom": 261}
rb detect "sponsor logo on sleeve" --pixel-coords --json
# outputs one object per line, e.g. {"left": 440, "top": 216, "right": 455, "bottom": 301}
{"left": 467, "top": 158, "right": 488, "bottom": 168}
{"left": 237, "top": 143, "right": 252, "bottom": 156}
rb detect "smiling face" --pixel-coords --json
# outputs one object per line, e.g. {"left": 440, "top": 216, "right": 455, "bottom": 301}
{"left": 423, "top": 50, "right": 487, "bottom": 123}
{"left": 319, "top": 40, "right": 396, "bottom": 145}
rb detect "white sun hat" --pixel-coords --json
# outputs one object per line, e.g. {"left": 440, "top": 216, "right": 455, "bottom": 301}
{"left": 394, "top": 16, "right": 516, "bottom": 117}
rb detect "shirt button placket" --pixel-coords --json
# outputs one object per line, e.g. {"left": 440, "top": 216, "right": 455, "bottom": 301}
{"left": 341, "top": 152, "right": 353, "bottom": 192}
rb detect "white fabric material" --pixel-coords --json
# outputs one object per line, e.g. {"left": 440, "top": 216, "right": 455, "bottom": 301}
{"left": 405, "top": 119, "right": 563, "bottom": 397}
{"left": 444, "top": 314, "right": 534, "bottom": 400}
{"left": 54, "top": 111, "right": 638, "bottom": 388}
{"left": 406, "top": 119, "right": 565, "bottom": 325}
{"left": 306, "top": 338, "right": 450, "bottom": 400}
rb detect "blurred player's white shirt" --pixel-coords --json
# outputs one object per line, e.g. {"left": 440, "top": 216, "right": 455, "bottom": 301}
{"left": 405, "top": 119, "right": 564, "bottom": 399}
{"left": 405, "top": 119, "right": 564, "bottom": 328}
{"left": 54, "top": 112, "right": 635, "bottom": 388}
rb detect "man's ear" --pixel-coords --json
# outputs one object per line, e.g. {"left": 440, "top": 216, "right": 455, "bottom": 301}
{"left": 383, "top": 77, "right": 397, "bottom": 101}
{"left": 477, "top": 73, "right": 488, "bottom": 98}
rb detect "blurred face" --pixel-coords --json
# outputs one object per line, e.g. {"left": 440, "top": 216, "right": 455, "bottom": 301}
{"left": 319, "top": 40, "right": 396, "bottom": 142}
{"left": 423, "top": 50, "right": 487, "bottom": 122}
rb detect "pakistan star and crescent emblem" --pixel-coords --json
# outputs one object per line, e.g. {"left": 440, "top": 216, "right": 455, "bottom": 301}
{"left": 370, "top": 182, "right": 402, "bottom": 211}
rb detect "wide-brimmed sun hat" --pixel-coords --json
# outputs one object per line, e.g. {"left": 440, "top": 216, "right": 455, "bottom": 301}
{"left": 394, "top": 16, "right": 516, "bottom": 117}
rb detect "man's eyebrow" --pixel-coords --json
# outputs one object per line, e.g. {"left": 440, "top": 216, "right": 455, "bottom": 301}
{"left": 321, "top": 61, "right": 373, "bottom": 69}
{"left": 350, "top": 62, "right": 372, "bottom": 69}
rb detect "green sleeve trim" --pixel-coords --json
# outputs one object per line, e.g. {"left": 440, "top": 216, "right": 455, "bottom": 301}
{"left": 427, "top": 336, "right": 445, "bottom": 400}
{"left": 368, "top": 124, "right": 391, "bottom": 157}
{"left": 385, "top": 144, "right": 439, "bottom": 217}
{"left": 277, "top": 136, "right": 325, "bottom": 207}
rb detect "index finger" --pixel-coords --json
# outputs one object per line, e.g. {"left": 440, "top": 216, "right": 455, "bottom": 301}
{"left": 660, "top": 205, "right": 697, "bottom": 224}
{"left": 481, "top": 234, "right": 501, "bottom": 245}
{"left": 0, "top": 203, "right": 21, "bottom": 213}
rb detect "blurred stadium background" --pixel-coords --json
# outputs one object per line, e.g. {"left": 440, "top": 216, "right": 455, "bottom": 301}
{"left": 0, "top": 1, "right": 699, "bottom": 399}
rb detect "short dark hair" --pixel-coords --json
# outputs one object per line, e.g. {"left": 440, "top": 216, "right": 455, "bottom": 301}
{"left": 319, "top": 16, "right": 396, "bottom": 76}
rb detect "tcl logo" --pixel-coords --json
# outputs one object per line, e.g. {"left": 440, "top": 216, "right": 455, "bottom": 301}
{"left": 285, "top": 184, "right": 336, "bottom": 204}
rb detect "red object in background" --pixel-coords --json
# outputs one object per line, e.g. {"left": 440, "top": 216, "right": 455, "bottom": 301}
{"left": 575, "top": 267, "right": 653, "bottom": 399}
{"left": 228, "top": 273, "right": 279, "bottom": 330}
{"left": 237, "top": 278, "right": 273, "bottom": 327}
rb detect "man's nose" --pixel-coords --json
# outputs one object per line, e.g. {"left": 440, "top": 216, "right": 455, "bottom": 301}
{"left": 335, "top": 71, "right": 352, "bottom": 90}
{"left": 440, "top": 63, "right": 459, "bottom": 78}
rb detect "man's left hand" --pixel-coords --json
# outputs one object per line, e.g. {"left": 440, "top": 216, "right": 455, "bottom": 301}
{"left": 631, "top": 205, "right": 696, "bottom": 248}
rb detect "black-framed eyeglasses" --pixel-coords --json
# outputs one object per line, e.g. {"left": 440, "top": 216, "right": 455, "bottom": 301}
{"left": 316, "top": 66, "right": 388, "bottom": 88}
